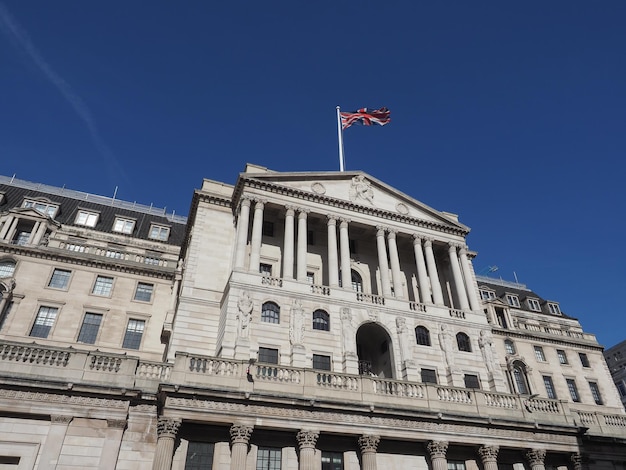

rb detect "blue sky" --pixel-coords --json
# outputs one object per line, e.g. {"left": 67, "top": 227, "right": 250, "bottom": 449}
{"left": 1, "top": 2, "right": 625, "bottom": 348}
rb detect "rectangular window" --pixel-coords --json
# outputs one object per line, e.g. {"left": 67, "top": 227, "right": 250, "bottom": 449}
{"left": 579, "top": 352, "right": 590, "bottom": 368}
{"left": 306, "top": 272, "right": 315, "bottom": 285}
{"left": 23, "top": 199, "right": 59, "bottom": 218}
{"left": 312, "top": 354, "right": 331, "bottom": 371}
{"left": 258, "top": 347, "right": 279, "bottom": 364}
{"left": 506, "top": 294, "right": 520, "bottom": 308}
{"left": 149, "top": 224, "right": 170, "bottom": 241}
{"left": 464, "top": 374, "right": 480, "bottom": 389}
{"left": 262, "top": 221, "right": 274, "bottom": 237}
{"left": 92, "top": 276, "right": 114, "bottom": 296}
{"left": 134, "top": 282, "right": 154, "bottom": 302}
{"left": 566, "top": 378, "right": 580, "bottom": 402}
{"left": 617, "top": 381, "right": 626, "bottom": 397}
{"left": 260, "top": 263, "right": 272, "bottom": 276}
{"left": 534, "top": 346, "right": 546, "bottom": 362}
{"left": 548, "top": 303, "right": 561, "bottom": 315}
{"left": 256, "top": 447, "right": 281, "bottom": 470}
{"left": 557, "top": 349, "right": 568, "bottom": 365}
{"left": 421, "top": 368, "right": 438, "bottom": 384}
{"left": 480, "top": 290, "right": 495, "bottom": 300}
{"left": 589, "top": 382, "right": 603, "bottom": 405}
{"left": 321, "top": 451, "right": 343, "bottom": 470}
{"left": 113, "top": 217, "right": 135, "bottom": 234}
{"left": 15, "top": 231, "right": 30, "bottom": 245}
{"left": 48, "top": 268, "right": 71, "bottom": 289}
{"left": 122, "top": 319, "right": 145, "bottom": 349}
{"left": 184, "top": 442, "right": 214, "bottom": 470}
{"left": 527, "top": 298, "right": 541, "bottom": 311}
{"left": 495, "top": 308, "right": 508, "bottom": 329}
{"left": 30, "top": 306, "right": 58, "bottom": 338}
{"left": 543, "top": 376, "right": 557, "bottom": 399}
{"left": 75, "top": 210, "right": 99, "bottom": 227}
{"left": 448, "top": 462, "right": 466, "bottom": 470}
{"left": 77, "top": 313, "right": 103, "bottom": 344}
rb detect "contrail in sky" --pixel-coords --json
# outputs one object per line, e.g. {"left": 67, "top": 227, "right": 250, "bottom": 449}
{"left": 0, "top": 2, "right": 127, "bottom": 186}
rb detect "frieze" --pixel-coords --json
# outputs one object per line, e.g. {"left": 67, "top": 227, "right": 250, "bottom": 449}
{"left": 164, "top": 398, "right": 579, "bottom": 446}
{"left": 0, "top": 389, "right": 128, "bottom": 409}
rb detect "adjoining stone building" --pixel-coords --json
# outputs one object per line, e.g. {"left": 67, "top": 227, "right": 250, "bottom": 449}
{"left": 0, "top": 165, "right": 625, "bottom": 469}
{"left": 604, "top": 340, "right": 626, "bottom": 411}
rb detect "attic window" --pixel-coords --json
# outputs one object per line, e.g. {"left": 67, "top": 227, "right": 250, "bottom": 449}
{"left": 506, "top": 294, "right": 520, "bottom": 308}
{"left": 149, "top": 224, "right": 170, "bottom": 241}
{"left": 527, "top": 298, "right": 541, "bottom": 312}
{"left": 480, "top": 289, "right": 496, "bottom": 300}
{"left": 113, "top": 217, "right": 136, "bottom": 235}
{"left": 548, "top": 303, "right": 561, "bottom": 315}
{"left": 75, "top": 210, "right": 99, "bottom": 227}
{"left": 22, "top": 199, "right": 59, "bottom": 218}
{"left": 0, "top": 193, "right": 5, "bottom": 205}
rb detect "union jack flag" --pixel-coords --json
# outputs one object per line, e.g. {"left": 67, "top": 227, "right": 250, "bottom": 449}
{"left": 340, "top": 107, "right": 391, "bottom": 129}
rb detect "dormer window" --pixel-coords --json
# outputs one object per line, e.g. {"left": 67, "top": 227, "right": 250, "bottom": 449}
{"left": 75, "top": 210, "right": 99, "bottom": 227}
{"left": 548, "top": 303, "right": 561, "bottom": 315}
{"left": 527, "top": 298, "right": 541, "bottom": 312}
{"left": 22, "top": 199, "right": 59, "bottom": 218}
{"left": 506, "top": 294, "right": 520, "bottom": 308}
{"left": 480, "top": 289, "right": 496, "bottom": 300}
{"left": 149, "top": 224, "right": 170, "bottom": 241}
{"left": 113, "top": 217, "right": 135, "bottom": 235}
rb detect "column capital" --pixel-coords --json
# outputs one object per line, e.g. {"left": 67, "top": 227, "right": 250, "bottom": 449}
{"left": 326, "top": 215, "right": 337, "bottom": 225}
{"left": 412, "top": 233, "right": 423, "bottom": 244}
{"left": 448, "top": 242, "right": 462, "bottom": 253}
{"left": 285, "top": 205, "right": 297, "bottom": 215}
{"left": 358, "top": 434, "right": 380, "bottom": 453}
{"left": 252, "top": 198, "right": 266, "bottom": 209}
{"left": 525, "top": 449, "right": 546, "bottom": 466}
{"left": 339, "top": 218, "right": 351, "bottom": 226}
{"left": 297, "top": 208, "right": 310, "bottom": 218}
{"left": 387, "top": 229, "right": 398, "bottom": 239}
{"left": 376, "top": 225, "right": 387, "bottom": 236}
{"left": 296, "top": 430, "right": 319, "bottom": 450}
{"left": 423, "top": 237, "right": 434, "bottom": 247}
{"left": 230, "top": 424, "right": 253, "bottom": 445}
{"left": 240, "top": 197, "right": 252, "bottom": 208}
{"left": 426, "top": 440, "right": 448, "bottom": 459}
{"left": 157, "top": 417, "right": 182, "bottom": 439}
{"left": 458, "top": 244, "right": 469, "bottom": 255}
{"left": 478, "top": 445, "right": 499, "bottom": 463}
{"left": 570, "top": 452, "right": 582, "bottom": 470}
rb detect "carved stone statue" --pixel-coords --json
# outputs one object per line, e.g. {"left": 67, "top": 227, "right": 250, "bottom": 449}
{"left": 396, "top": 317, "right": 412, "bottom": 364}
{"left": 237, "top": 291, "right": 253, "bottom": 338}
{"left": 289, "top": 299, "right": 305, "bottom": 345}
{"left": 478, "top": 329, "right": 495, "bottom": 372}
{"left": 349, "top": 175, "right": 374, "bottom": 205}
{"left": 438, "top": 324, "right": 455, "bottom": 367}
{"left": 341, "top": 308, "right": 356, "bottom": 355}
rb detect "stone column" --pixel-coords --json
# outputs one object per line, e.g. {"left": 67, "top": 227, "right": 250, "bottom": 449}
{"left": 0, "top": 215, "right": 14, "bottom": 239}
{"left": 412, "top": 235, "right": 431, "bottom": 303}
{"left": 234, "top": 198, "right": 252, "bottom": 269}
{"left": 525, "top": 449, "right": 546, "bottom": 470}
{"left": 423, "top": 238, "right": 444, "bottom": 305}
{"left": 230, "top": 424, "right": 253, "bottom": 470}
{"left": 358, "top": 434, "right": 380, "bottom": 470}
{"left": 458, "top": 246, "right": 480, "bottom": 311}
{"left": 387, "top": 230, "right": 404, "bottom": 299}
{"left": 375, "top": 227, "right": 392, "bottom": 297}
{"left": 296, "top": 209, "right": 309, "bottom": 281}
{"left": 327, "top": 216, "right": 339, "bottom": 287}
{"left": 339, "top": 219, "right": 352, "bottom": 289}
{"left": 570, "top": 452, "right": 584, "bottom": 470}
{"left": 448, "top": 244, "right": 470, "bottom": 310}
{"left": 477, "top": 445, "right": 499, "bottom": 470}
{"left": 38, "top": 415, "right": 72, "bottom": 470}
{"left": 27, "top": 221, "right": 41, "bottom": 244}
{"left": 248, "top": 200, "right": 265, "bottom": 273}
{"left": 4, "top": 217, "right": 19, "bottom": 242}
{"left": 296, "top": 430, "right": 319, "bottom": 470}
{"left": 426, "top": 440, "right": 449, "bottom": 470}
{"left": 283, "top": 206, "right": 296, "bottom": 279}
{"left": 33, "top": 220, "right": 49, "bottom": 245}
{"left": 152, "top": 417, "right": 181, "bottom": 470}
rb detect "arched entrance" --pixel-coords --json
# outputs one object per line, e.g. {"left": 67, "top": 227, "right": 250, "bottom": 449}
{"left": 356, "top": 322, "right": 394, "bottom": 378}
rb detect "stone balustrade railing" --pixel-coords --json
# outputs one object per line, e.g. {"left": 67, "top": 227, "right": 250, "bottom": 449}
{"left": 356, "top": 292, "right": 385, "bottom": 305}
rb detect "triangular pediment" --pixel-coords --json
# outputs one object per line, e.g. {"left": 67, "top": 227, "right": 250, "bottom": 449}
{"left": 9, "top": 207, "right": 51, "bottom": 220}
{"left": 236, "top": 165, "right": 469, "bottom": 233}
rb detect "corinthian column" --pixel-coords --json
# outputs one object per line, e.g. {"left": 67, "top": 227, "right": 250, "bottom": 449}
{"left": 375, "top": 227, "right": 391, "bottom": 297}
{"left": 339, "top": 219, "right": 351, "bottom": 289}
{"left": 327, "top": 216, "right": 339, "bottom": 287}
{"left": 230, "top": 424, "right": 253, "bottom": 470}
{"left": 477, "top": 445, "right": 499, "bottom": 470}
{"left": 423, "top": 239, "right": 444, "bottom": 305}
{"left": 249, "top": 200, "right": 265, "bottom": 272}
{"left": 525, "top": 449, "right": 546, "bottom": 470}
{"left": 234, "top": 198, "right": 252, "bottom": 269}
{"left": 358, "top": 435, "right": 380, "bottom": 470}
{"left": 447, "top": 244, "right": 470, "bottom": 310}
{"left": 458, "top": 246, "right": 480, "bottom": 311}
{"left": 296, "top": 209, "right": 309, "bottom": 281}
{"left": 427, "top": 441, "right": 448, "bottom": 470}
{"left": 283, "top": 206, "right": 295, "bottom": 279}
{"left": 296, "top": 430, "right": 319, "bottom": 470}
{"left": 412, "top": 235, "right": 431, "bottom": 303}
{"left": 152, "top": 417, "right": 181, "bottom": 470}
{"left": 387, "top": 230, "right": 404, "bottom": 299}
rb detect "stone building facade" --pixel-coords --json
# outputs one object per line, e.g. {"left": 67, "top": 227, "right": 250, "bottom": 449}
{"left": 604, "top": 340, "right": 626, "bottom": 411}
{"left": 0, "top": 166, "right": 625, "bottom": 469}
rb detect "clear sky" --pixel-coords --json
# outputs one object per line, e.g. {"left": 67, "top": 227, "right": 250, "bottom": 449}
{"left": 1, "top": 2, "right": 625, "bottom": 348}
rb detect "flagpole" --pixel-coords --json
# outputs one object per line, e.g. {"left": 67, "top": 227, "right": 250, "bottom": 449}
{"left": 336, "top": 106, "right": 345, "bottom": 172}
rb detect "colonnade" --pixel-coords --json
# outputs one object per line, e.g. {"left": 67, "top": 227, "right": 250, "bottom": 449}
{"left": 233, "top": 197, "right": 480, "bottom": 311}
{"left": 153, "top": 418, "right": 580, "bottom": 469}
{"left": 0, "top": 214, "right": 49, "bottom": 245}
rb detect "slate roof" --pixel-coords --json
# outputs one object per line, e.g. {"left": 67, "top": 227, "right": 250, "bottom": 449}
{"left": 0, "top": 176, "right": 187, "bottom": 246}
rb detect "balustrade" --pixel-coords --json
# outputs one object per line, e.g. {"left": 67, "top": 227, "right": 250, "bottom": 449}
{"left": 0, "top": 344, "right": 70, "bottom": 366}
{"left": 356, "top": 292, "right": 385, "bottom": 305}
{"left": 409, "top": 302, "right": 427, "bottom": 313}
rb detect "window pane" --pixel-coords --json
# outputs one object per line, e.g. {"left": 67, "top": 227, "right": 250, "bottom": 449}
{"left": 77, "top": 313, "right": 103, "bottom": 344}
{"left": 134, "top": 282, "right": 154, "bottom": 302}
{"left": 258, "top": 347, "right": 279, "bottom": 364}
{"left": 589, "top": 382, "right": 603, "bottom": 405}
{"left": 543, "top": 376, "right": 557, "bottom": 399}
{"left": 30, "top": 306, "right": 58, "bottom": 338}
{"left": 92, "top": 276, "right": 114, "bottom": 296}
{"left": 76, "top": 211, "right": 98, "bottom": 227}
{"left": 48, "top": 269, "right": 71, "bottom": 289}
{"left": 566, "top": 379, "right": 580, "bottom": 402}
{"left": 321, "top": 451, "right": 343, "bottom": 470}
{"left": 0, "top": 260, "right": 16, "bottom": 278}
{"left": 464, "top": 374, "right": 480, "bottom": 389}
{"left": 312, "top": 310, "right": 330, "bottom": 331}
{"left": 185, "top": 442, "right": 214, "bottom": 470}
{"left": 557, "top": 350, "right": 568, "bottom": 364}
{"left": 504, "top": 340, "right": 515, "bottom": 355}
{"left": 149, "top": 225, "right": 170, "bottom": 241}
{"left": 415, "top": 326, "right": 431, "bottom": 346}
{"left": 456, "top": 333, "right": 471, "bottom": 352}
{"left": 313, "top": 354, "right": 331, "bottom": 371}
{"left": 122, "top": 319, "right": 145, "bottom": 349}
{"left": 113, "top": 218, "right": 135, "bottom": 234}
{"left": 256, "top": 447, "right": 281, "bottom": 470}
{"left": 261, "top": 302, "right": 280, "bottom": 323}
{"left": 579, "top": 353, "right": 590, "bottom": 368}
{"left": 534, "top": 346, "right": 546, "bottom": 361}
{"left": 421, "top": 368, "right": 437, "bottom": 384}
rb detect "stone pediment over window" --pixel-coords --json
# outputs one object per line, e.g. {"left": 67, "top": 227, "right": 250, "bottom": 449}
{"left": 9, "top": 207, "right": 56, "bottom": 221}
{"left": 233, "top": 165, "right": 469, "bottom": 234}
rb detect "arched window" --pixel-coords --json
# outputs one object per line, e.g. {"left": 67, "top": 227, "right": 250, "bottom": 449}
{"left": 0, "top": 260, "right": 16, "bottom": 278}
{"left": 456, "top": 332, "right": 471, "bottom": 352}
{"left": 312, "top": 309, "right": 330, "bottom": 331}
{"left": 512, "top": 361, "right": 530, "bottom": 395}
{"left": 261, "top": 302, "right": 280, "bottom": 324}
{"left": 504, "top": 339, "right": 516, "bottom": 355}
{"left": 338, "top": 269, "right": 363, "bottom": 293}
{"left": 415, "top": 326, "right": 431, "bottom": 346}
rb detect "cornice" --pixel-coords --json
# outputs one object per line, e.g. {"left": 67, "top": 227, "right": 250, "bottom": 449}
{"left": 196, "top": 192, "right": 232, "bottom": 208}
{"left": 233, "top": 178, "right": 468, "bottom": 237}
{"left": 492, "top": 328, "right": 603, "bottom": 351}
